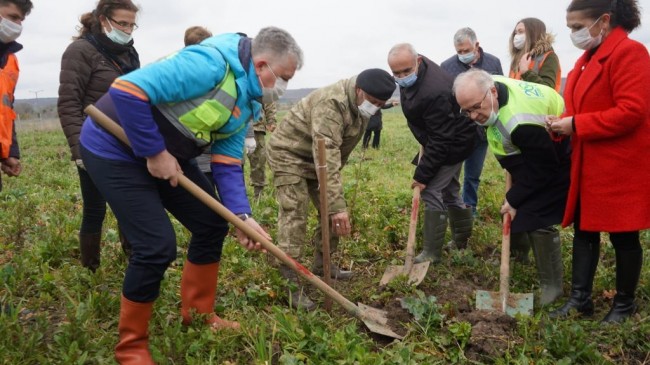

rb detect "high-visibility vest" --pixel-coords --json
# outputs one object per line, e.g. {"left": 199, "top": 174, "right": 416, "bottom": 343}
{"left": 0, "top": 53, "right": 18, "bottom": 159}
{"left": 487, "top": 76, "right": 565, "bottom": 159}
{"left": 509, "top": 51, "right": 561, "bottom": 92}
{"left": 155, "top": 64, "right": 241, "bottom": 150}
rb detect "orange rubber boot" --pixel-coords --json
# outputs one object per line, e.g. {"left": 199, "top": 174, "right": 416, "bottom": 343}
{"left": 115, "top": 295, "right": 155, "bottom": 365}
{"left": 180, "top": 261, "right": 240, "bottom": 330}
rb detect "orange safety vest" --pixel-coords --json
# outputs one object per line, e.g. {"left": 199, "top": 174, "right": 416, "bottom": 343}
{"left": 509, "top": 51, "right": 561, "bottom": 92}
{"left": 0, "top": 53, "right": 19, "bottom": 159}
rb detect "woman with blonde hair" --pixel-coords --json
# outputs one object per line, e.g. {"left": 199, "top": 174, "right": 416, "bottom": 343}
{"left": 508, "top": 17, "right": 561, "bottom": 91}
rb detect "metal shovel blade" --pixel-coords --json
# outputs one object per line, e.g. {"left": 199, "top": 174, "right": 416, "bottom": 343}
{"left": 379, "top": 261, "right": 430, "bottom": 286}
{"left": 475, "top": 290, "right": 534, "bottom": 317}
{"left": 357, "top": 302, "right": 404, "bottom": 339}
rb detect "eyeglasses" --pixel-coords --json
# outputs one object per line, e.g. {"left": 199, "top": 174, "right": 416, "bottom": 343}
{"left": 107, "top": 16, "right": 138, "bottom": 30}
{"left": 459, "top": 90, "right": 489, "bottom": 118}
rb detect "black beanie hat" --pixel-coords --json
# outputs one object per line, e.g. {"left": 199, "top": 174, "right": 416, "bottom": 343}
{"left": 356, "top": 68, "right": 396, "bottom": 101}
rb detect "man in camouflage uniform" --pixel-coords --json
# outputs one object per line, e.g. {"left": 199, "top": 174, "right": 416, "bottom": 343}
{"left": 267, "top": 68, "right": 396, "bottom": 310}
{"left": 249, "top": 102, "right": 277, "bottom": 199}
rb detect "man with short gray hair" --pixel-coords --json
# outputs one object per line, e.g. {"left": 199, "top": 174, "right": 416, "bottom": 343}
{"left": 453, "top": 69, "right": 568, "bottom": 305}
{"left": 441, "top": 28, "right": 503, "bottom": 238}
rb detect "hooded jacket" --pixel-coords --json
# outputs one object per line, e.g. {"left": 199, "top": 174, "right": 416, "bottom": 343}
{"left": 58, "top": 33, "right": 139, "bottom": 160}
{"left": 509, "top": 33, "right": 561, "bottom": 91}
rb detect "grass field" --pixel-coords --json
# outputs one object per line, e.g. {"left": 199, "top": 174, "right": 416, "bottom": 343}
{"left": 1, "top": 111, "right": 648, "bottom": 364}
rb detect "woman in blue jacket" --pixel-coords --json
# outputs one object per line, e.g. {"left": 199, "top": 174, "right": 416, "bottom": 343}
{"left": 80, "top": 27, "right": 303, "bottom": 364}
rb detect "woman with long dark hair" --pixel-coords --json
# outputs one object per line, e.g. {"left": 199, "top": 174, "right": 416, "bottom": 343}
{"left": 548, "top": 0, "right": 650, "bottom": 323}
{"left": 58, "top": 0, "right": 140, "bottom": 271}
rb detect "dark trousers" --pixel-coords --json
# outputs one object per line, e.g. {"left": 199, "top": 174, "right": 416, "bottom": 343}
{"left": 78, "top": 166, "right": 108, "bottom": 234}
{"left": 362, "top": 128, "right": 381, "bottom": 149}
{"left": 574, "top": 207, "right": 641, "bottom": 252}
{"left": 81, "top": 146, "right": 229, "bottom": 302}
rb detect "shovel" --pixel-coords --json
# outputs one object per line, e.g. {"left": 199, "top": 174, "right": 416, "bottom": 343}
{"left": 316, "top": 137, "right": 332, "bottom": 311}
{"left": 379, "top": 184, "right": 429, "bottom": 286}
{"left": 84, "top": 105, "right": 404, "bottom": 339}
{"left": 475, "top": 172, "right": 533, "bottom": 316}
{"left": 380, "top": 147, "right": 429, "bottom": 286}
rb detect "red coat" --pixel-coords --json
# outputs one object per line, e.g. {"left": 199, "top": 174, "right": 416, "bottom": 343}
{"left": 562, "top": 27, "right": 650, "bottom": 232}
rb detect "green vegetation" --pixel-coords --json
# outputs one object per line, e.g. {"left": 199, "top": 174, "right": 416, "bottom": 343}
{"left": 1, "top": 113, "right": 648, "bottom": 364}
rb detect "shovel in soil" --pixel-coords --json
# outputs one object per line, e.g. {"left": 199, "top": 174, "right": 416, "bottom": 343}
{"left": 475, "top": 172, "right": 533, "bottom": 316}
{"left": 85, "top": 105, "right": 404, "bottom": 340}
{"left": 379, "top": 184, "right": 429, "bottom": 286}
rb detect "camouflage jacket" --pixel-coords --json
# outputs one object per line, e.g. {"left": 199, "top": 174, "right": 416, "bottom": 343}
{"left": 253, "top": 102, "right": 277, "bottom": 133}
{"left": 267, "top": 76, "right": 366, "bottom": 213}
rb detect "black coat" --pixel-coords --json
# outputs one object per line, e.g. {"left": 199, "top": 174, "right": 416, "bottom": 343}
{"left": 399, "top": 56, "right": 477, "bottom": 184}
{"left": 501, "top": 125, "right": 571, "bottom": 233}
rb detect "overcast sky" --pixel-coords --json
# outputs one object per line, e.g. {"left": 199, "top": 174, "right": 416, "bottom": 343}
{"left": 13, "top": 0, "right": 650, "bottom": 100}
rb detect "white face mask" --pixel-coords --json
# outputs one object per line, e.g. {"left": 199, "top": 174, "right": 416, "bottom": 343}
{"left": 0, "top": 16, "right": 22, "bottom": 43}
{"left": 104, "top": 26, "right": 133, "bottom": 45}
{"left": 260, "top": 64, "right": 287, "bottom": 103}
{"left": 358, "top": 99, "right": 380, "bottom": 119}
{"left": 570, "top": 15, "right": 603, "bottom": 50}
{"left": 475, "top": 91, "right": 499, "bottom": 127}
{"left": 513, "top": 34, "right": 526, "bottom": 50}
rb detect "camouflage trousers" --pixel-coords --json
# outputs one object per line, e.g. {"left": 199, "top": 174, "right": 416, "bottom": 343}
{"left": 274, "top": 174, "right": 340, "bottom": 260}
{"left": 248, "top": 131, "right": 267, "bottom": 187}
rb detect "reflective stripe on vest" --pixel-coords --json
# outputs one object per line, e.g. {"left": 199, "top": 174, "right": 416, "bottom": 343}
{"left": 0, "top": 53, "right": 18, "bottom": 159}
{"left": 490, "top": 113, "right": 547, "bottom": 158}
{"left": 156, "top": 64, "right": 238, "bottom": 145}
{"left": 487, "top": 76, "right": 564, "bottom": 159}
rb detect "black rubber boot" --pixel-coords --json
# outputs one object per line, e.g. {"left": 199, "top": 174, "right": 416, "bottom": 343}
{"left": 414, "top": 210, "right": 447, "bottom": 264}
{"left": 549, "top": 238, "right": 599, "bottom": 318}
{"left": 601, "top": 245, "right": 642, "bottom": 324}
{"left": 312, "top": 250, "right": 353, "bottom": 280}
{"left": 79, "top": 232, "right": 102, "bottom": 272}
{"left": 279, "top": 265, "right": 316, "bottom": 311}
{"left": 510, "top": 232, "right": 531, "bottom": 264}
{"left": 530, "top": 229, "right": 564, "bottom": 305}
{"left": 446, "top": 206, "right": 473, "bottom": 250}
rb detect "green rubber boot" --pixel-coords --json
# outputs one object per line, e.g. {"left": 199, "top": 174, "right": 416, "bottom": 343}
{"left": 446, "top": 206, "right": 473, "bottom": 250}
{"left": 530, "top": 229, "right": 564, "bottom": 305}
{"left": 511, "top": 232, "right": 531, "bottom": 264}
{"left": 414, "top": 210, "right": 447, "bottom": 264}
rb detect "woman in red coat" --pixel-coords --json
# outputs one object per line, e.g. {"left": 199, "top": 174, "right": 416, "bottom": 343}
{"left": 548, "top": 0, "right": 650, "bottom": 323}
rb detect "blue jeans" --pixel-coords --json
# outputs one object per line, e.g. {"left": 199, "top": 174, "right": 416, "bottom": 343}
{"left": 462, "top": 138, "right": 488, "bottom": 212}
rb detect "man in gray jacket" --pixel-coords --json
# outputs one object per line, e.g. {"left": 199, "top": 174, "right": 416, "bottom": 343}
{"left": 440, "top": 28, "right": 503, "bottom": 249}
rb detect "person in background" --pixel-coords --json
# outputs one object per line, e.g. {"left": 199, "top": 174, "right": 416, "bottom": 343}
{"left": 387, "top": 43, "right": 477, "bottom": 264}
{"left": 361, "top": 100, "right": 398, "bottom": 150}
{"left": 80, "top": 27, "right": 302, "bottom": 363}
{"left": 184, "top": 25, "right": 211, "bottom": 47}
{"left": 58, "top": 0, "right": 140, "bottom": 270}
{"left": 267, "top": 69, "right": 396, "bottom": 310}
{"left": 506, "top": 18, "right": 561, "bottom": 262}
{"left": 0, "top": 0, "right": 33, "bottom": 316}
{"left": 454, "top": 69, "right": 568, "bottom": 305}
{"left": 508, "top": 17, "right": 561, "bottom": 92}
{"left": 183, "top": 25, "right": 214, "bottom": 185}
{"left": 548, "top": 0, "right": 650, "bottom": 324}
{"left": 248, "top": 101, "right": 276, "bottom": 199}
{"left": 440, "top": 27, "right": 503, "bottom": 242}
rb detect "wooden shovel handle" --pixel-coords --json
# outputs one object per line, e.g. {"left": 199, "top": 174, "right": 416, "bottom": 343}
{"left": 404, "top": 146, "right": 424, "bottom": 271}
{"left": 499, "top": 172, "right": 513, "bottom": 313}
{"left": 316, "top": 137, "right": 332, "bottom": 310}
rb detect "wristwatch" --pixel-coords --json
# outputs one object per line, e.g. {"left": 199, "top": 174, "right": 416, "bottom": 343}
{"left": 236, "top": 213, "right": 251, "bottom": 221}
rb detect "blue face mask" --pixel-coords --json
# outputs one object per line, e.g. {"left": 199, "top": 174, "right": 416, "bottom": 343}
{"left": 458, "top": 52, "right": 475, "bottom": 65}
{"left": 395, "top": 71, "right": 417, "bottom": 88}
